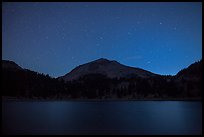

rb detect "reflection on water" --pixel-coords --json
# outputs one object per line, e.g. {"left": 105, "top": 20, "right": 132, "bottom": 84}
{"left": 2, "top": 101, "right": 202, "bottom": 135}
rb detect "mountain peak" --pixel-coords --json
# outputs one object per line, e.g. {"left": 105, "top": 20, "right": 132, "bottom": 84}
{"left": 93, "top": 58, "right": 119, "bottom": 64}
{"left": 93, "top": 58, "right": 110, "bottom": 62}
{"left": 59, "top": 58, "right": 156, "bottom": 82}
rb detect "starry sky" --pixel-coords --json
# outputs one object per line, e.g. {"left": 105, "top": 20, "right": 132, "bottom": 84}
{"left": 2, "top": 2, "right": 202, "bottom": 78}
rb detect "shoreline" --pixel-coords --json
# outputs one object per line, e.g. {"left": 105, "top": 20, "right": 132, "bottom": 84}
{"left": 2, "top": 96, "right": 202, "bottom": 102}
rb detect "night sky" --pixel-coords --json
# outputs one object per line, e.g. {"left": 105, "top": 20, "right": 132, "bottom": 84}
{"left": 2, "top": 2, "right": 202, "bottom": 78}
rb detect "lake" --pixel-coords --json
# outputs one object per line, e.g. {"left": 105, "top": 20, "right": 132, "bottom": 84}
{"left": 2, "top": 101, "right": 202, "bottom": 135}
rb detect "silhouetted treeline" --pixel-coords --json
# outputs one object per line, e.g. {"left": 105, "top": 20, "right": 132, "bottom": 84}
{"left": 2, "top": 69, "right": 65, "bottom": 98}
{"left": 2, "top": 60, "right": 202, "bottom": 99}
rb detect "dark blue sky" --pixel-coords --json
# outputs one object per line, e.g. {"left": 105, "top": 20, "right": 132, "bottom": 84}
{"left": 2, "top": 2, "right": 202, "bottom": 77}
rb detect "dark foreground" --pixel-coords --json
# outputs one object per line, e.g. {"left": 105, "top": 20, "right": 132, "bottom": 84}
{"left": 2, "top": 101, "right": 202, "bottom": 135}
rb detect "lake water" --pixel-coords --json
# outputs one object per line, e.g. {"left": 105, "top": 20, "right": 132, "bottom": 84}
{"left": 2, "top": 101, "right": 202, "bottom": 135}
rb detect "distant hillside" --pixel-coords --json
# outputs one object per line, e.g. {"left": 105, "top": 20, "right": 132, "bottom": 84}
{"left": 174, "top": 60, "right": 202, "bottom": 97}
{"left": 2, "top": 60, "right": 64, "bottom": 98}
{"left": 2, "top": 60, "right": 22, "bottom": 70}
{"left": 176, "top": 60, "right": 202, "bottom": 81}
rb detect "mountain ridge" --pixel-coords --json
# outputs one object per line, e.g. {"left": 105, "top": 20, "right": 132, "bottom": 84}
{"left": 2, "top": 59, "right": 202, "bottom": 100}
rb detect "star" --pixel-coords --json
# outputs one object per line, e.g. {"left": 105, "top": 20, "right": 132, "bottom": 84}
{"left": 159, "top": 22, "right": 162, "bottom": 25}
{"left": 82, "top": 28, "right": 88, "bottom": 32}
{"left": 127, "top": 32, "right": 132, "bottom": 35}
{"left": 11, "top": 9, "right": 15, "bottom": 12}
{"left": 38, "top": 24, "right": 42, "bottom": 29}
{"left": 115, "top": 17, "right": 120, "bottom": 20}
{"left": 84, "top": 4, "right": 89, "bottom": 8}
{"left": 91, "top": 21, "right": 95, "bottom": 25}
{"left": 45, "top": 36, "right": 49, "bottom": 40}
